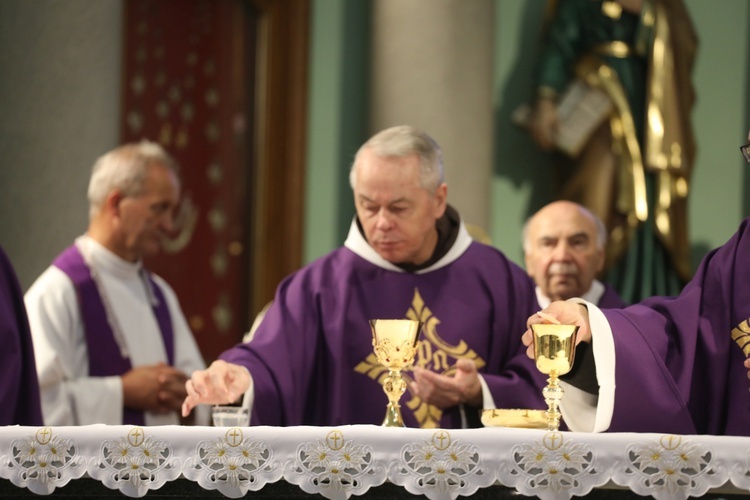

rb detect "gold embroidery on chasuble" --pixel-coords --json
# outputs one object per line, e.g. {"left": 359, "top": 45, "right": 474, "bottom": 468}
{"left": 354, "top": 288, "right": 486, "bottom": 428}
{"left": 730, "top": 319, "right": 750, "bottom": 356}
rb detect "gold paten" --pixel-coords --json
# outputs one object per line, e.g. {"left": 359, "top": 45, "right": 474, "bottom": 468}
{"left": 531, "top": 323, "right": 579, "bottom": 431}
{"left": 370, "top": 319, "right": 422, "bottom": 427}
{"left": 481, "top": 409, "right": 548, "bottom": 429}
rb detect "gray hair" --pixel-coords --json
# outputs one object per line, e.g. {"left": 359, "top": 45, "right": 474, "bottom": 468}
{"left": 522, "top": 203, "right": 607, "bottom": 252}
{"left": 87, "top": 140, "right": 179, "bottom": 219}
{"left": 349, "top": 125, "right": 444, "bottom": 191}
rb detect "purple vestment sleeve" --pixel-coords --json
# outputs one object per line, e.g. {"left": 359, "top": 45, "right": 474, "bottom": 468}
{"left": 601, "top": 217, "right": 750, "bottom": 435}
{"left": 0, "top": 246, "right": 43, "bottom": 425}
{"left": 221, "top": 242, "right": 546, "bottom": 428}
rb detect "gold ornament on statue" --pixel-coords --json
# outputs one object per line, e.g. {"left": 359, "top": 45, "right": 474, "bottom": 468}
{"left": 370, "top": 319, "right": 421, "bottom": 427}
{"left": 531, "top": 323, "right": 579, "bottom": 431}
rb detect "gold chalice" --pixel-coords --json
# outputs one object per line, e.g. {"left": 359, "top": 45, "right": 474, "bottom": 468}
{"left": 370, "top": 319, "right": 422, "bottom": 427}
{"left": 531, "top": 323, "right": 579, "bottom": 431}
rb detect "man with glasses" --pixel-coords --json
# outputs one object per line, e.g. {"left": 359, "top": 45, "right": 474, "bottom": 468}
{"left": 522, "top": 132, "right": 750, "bottom": 436}
{"left": 741, "top": 141, "right": 750, "bottom": 163}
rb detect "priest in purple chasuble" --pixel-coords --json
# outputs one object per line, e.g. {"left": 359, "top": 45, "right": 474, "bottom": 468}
{"left": 524, "top": 212, "right": 750, "bottom": 435}
{"left": 0, "top": 245, "right": 43, "bottom": 425}
{"left": 183, "top": 125, "right": 547, "bottom": 428}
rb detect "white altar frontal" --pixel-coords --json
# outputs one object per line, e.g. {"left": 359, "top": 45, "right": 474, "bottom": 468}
{"left": 0, "top": 424, "right": 748, "bottom": 499}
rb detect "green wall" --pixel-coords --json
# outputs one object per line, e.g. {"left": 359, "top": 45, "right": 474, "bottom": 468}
{"left": 304, "top": 0, "right": 347, "bottom": 262}
{"left": 304, "top": 0, "right": 370, "bottom": 263}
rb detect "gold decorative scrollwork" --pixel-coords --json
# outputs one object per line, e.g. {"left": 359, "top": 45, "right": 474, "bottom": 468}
{"left": 730, "top": 319, "right": 750, "bottom": 357}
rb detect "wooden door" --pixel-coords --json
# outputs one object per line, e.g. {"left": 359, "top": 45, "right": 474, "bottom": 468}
{"left": 121, "top": 0, "right": 308, "bottom": 362}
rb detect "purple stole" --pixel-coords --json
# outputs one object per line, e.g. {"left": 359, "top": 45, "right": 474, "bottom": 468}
{"left": 53, "top": 244, "right": 174, "bottom": 425}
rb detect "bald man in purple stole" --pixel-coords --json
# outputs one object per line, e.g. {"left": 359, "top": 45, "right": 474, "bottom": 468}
{"left": 0, "top": 246, "right": 42, "bottom": 425}
{"left": 522, "top": 132, "right": 750, "bottom": 436}
{"left": 182, "top": 125, "right": 547, "bottom": 428}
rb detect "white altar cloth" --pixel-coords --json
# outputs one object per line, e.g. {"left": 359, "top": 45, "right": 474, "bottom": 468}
{"left": 0, "top": 424, "right": 748, "bottom": 499}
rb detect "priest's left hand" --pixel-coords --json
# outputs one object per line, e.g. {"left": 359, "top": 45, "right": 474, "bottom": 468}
{"left": 744, "top": 358, "right": 750, "bottom": 382}
{"left": 409, "top": 358, "right": 482, "bottom": 409}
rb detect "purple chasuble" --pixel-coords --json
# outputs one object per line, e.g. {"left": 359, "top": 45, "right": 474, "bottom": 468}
{"left": 0, "top": 246, "right": 43, "bottom": 425}
{"left": 600, "top": 217, "right": 750, "bottom": 435}
{"left": 221, "top": 241, "right": 546, "bottom": 428}
{"left": 53, "top": 244, "right": 174, "bottom": 426}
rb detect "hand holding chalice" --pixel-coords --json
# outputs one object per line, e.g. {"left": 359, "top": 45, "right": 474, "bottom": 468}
{"left": 370, "top": 319, "right": 422, "bottom": 427}
{"left": 531, "top": 316, "right": 578, "bottom": 431}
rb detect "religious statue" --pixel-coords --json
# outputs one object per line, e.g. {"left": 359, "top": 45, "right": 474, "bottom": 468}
{"left": 526, "top": 0, "right": 698, "bottom": 303}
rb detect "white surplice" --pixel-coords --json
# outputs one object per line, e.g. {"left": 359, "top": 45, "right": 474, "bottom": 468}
{"left": 25, "top": 236, "right": 209, "bottom": 426}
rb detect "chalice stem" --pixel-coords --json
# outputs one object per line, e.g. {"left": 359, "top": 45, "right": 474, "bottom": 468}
{"left": 382, "top": 369, "right": 407, "bottom": 427}
{"left": 543, "top": 372, "right": 564, "bottom": 431}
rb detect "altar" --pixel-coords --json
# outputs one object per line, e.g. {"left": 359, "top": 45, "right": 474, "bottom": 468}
{"left": 0, "top": 424, "right": 748, "bottom": 499}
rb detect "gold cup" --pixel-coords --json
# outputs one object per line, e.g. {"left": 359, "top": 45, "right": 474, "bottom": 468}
{"left": 370, "top": 319, "right": 422, "bottom": 427}
{"left": 531, "top": 323, "right": 579, "bottom": 431}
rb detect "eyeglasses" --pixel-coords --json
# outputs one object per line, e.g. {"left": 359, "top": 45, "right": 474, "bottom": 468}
{"left": 741, "top": 143, "right": 750, "bottom": 163}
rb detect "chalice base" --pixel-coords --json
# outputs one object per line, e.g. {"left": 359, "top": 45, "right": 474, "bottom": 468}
{"left": 382, "top": 402, "right": 405, "bottom": 427}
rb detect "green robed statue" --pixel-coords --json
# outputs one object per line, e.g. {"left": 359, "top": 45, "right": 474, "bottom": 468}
{"left": 528, "top": 0, "right": 698, "bottom": 303}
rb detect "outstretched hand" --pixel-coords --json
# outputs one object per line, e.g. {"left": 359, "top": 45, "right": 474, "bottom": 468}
{"left": 410, "top": 358, "right": 482, "bottom": 409}
{"left": 181, "top": 360, "right": 251, "bottom": 417}
{"left": 522, "top": 301, "right": 592, "bottom": 359}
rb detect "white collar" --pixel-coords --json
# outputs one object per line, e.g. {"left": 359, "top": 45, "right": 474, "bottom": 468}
{"left": 343, "top": 217, "right": 473, "bottom": 274}
{"left": 535, "top": 279, "right": 605, "bottom": 309}
{"left": 77, "top": 235, "right": 143, "bottom": 280}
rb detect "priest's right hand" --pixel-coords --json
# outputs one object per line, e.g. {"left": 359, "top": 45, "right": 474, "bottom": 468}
{"left": 522, "top": 300, "right": 592, "bottom": 359}
{"left": 181, "top": 360, "right": 251, "bottom": 417}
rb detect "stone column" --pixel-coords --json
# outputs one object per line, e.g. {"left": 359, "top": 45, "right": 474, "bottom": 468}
{"left": 369, "top": 0, "right": 495, "bottom": 238}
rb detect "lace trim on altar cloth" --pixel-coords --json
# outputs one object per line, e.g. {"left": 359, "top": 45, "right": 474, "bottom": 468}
{"left": 0, "top": 427, "right": 87, "bottom": 495}
{"left": 389, "top": 429, "right": 494, "bottom": 499}
{"left": 283, "top": 429, "right": 386, "bottom": 500}
{"left": 183, "top": 426, "right": 281, "bottom": 498}
{"left": 0, "top": 425, "right": 749, "bottom": 499}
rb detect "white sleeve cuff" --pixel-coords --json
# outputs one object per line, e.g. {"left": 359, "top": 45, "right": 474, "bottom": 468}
{"left": 478, "top": 374, "right": 495, "bottom": 409}
{"left": 558, "top": 298, "right": 616, "bottom": 433}
{"left": 240, "top": 367, "right": 255, "bottom": 424}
